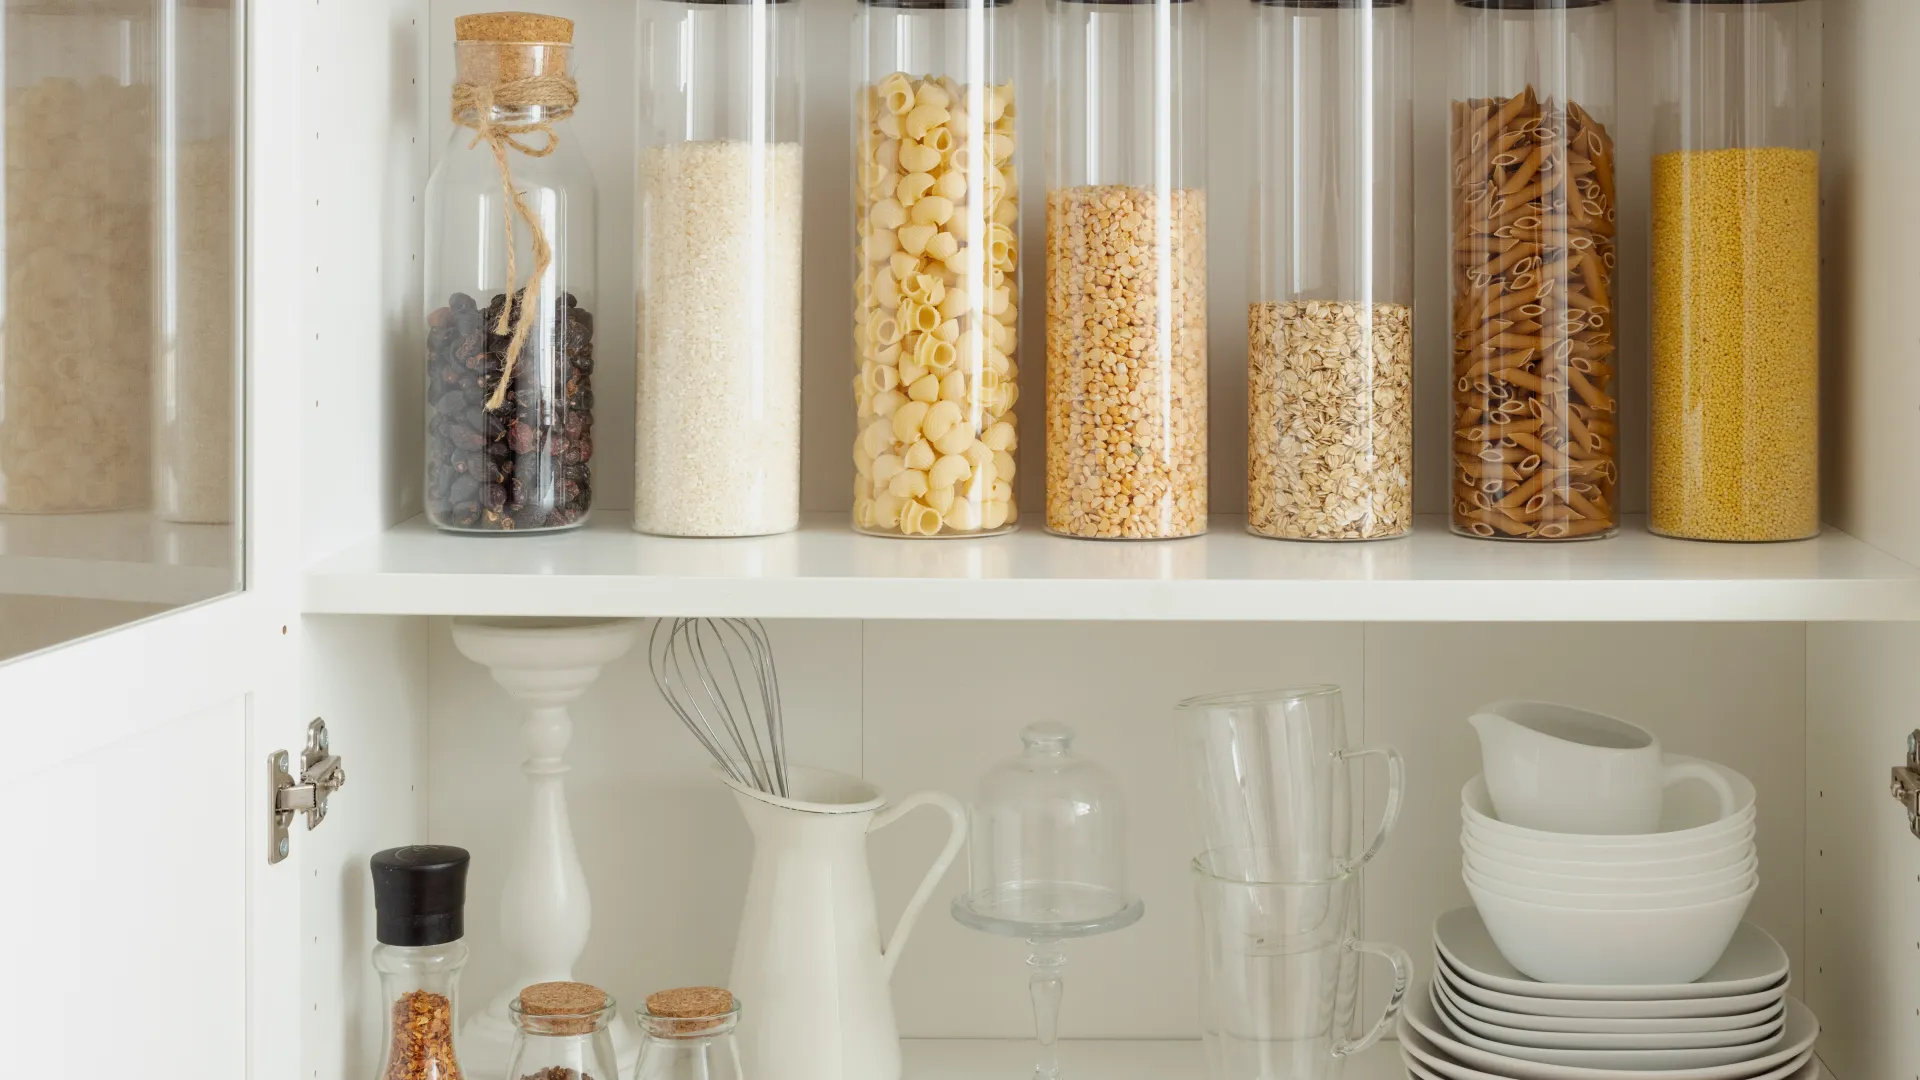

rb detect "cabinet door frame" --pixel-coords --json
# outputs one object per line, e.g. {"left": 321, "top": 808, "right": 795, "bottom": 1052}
{"left": 0, "top": 1, "right": 306, "bottom": 1076}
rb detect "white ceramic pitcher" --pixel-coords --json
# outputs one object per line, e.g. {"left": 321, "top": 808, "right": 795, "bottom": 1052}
{"left": 724, "top": 765, "right": 967, "bottom": 1080}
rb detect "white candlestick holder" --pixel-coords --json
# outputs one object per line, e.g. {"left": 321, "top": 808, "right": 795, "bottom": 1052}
{"left": 451, "top": 617, "right": 641, "bottom": 1079}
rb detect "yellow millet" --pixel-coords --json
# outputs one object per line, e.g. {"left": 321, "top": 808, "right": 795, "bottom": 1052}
{"left": 1650, "top": 147, "right": 1819, "bottom": 542}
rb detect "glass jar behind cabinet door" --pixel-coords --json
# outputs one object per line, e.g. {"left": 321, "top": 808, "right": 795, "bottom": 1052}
{"left": 634, "top": 0, "right": 804, "bottom": 538}
{"left": 851, "top": 0, "right": 1020, "bottom": 538}
{"left": 4, "top": 0, "right": 159, "bottom": 514}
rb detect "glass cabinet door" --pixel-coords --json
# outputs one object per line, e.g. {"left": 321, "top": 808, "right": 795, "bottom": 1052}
{"left": 0, "top": 0, "right": 241, "bottom": 661}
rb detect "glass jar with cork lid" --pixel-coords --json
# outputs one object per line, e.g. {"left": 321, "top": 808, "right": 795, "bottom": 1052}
{"left": 634, "top": 987, "right": 746, "bottom": 1080}
{"left": 424, "top": 12, "right": 598, "bottom": 534}
{"left": 505, "top": 981, "right": 622, "bottom": 1080}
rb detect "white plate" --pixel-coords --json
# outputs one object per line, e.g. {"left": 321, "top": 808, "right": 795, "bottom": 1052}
{"left": 1431, "top": 982, "right": 1787, "bottom": 1067}
{"left": 1436, "top": 907, "right": 1790, "bottom": 1000}
{"left": 1433, "top": 976, "right": 1787, "bottom": 1049}
{"left": 1401, "top": 1029, "right": 1818, "bottom": 1080}
{"left": 1438, "top": 954, "right": 1790, "bottom": 1020}
{"left": 1438, "top": 971, "right": 1788, "bottom": 1033}
{"left": 1402, "top": 987, "right": 1818, "bottom": 1080}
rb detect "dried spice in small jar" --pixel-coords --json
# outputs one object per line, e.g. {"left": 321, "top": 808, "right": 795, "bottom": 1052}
{"left": 424, "top": 12, "right": 598, "bottom": 533}
{"left": 370, "top": 845, "right": 472, "bottom": 1080}
{"left": 506, "top": 981, "right": 620, "bottom": 1080}
{"left": 635, "top": 987, "right": 745, "bottom": 1080}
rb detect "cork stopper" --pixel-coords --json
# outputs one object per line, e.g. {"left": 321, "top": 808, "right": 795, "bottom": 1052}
{"left": 644, "top": 987, "right": 736, "bottom": 1035}
{"left": 515, "top": 981, "right": 611, "bottom": 1036}
{"left": 452, "top": 12, "right": 575, "bottom": 88}
{"left": 455, "top": 12, "right": 575, "bottom": 44}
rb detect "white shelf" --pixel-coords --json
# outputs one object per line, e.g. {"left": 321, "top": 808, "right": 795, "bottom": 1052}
{"left": 300, "top": 512, "right": 1920, "bottom": 622}
{"left": 902, "top": 1038, "right": 1404, "bottom": 1079}
{"left": 899, "top": 1040, "right": 1833, "bottom": 1079}
{"left": 0, "top": 510, "right": 233, "bottom": 605}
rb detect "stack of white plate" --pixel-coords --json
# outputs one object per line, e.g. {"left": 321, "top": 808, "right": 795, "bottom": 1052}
{"left": 1399, "top": 908, "right": 1818, "bottom": 1080}
{"left": 1463, "top": 755, "right": 1757, "bottom": 984}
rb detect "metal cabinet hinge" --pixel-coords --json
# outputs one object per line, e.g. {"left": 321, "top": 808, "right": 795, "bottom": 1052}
{"left": 269, "top": 718, "right": 346, "bottom": 864}
{"left": 1890, "top": 729, "right": 1920, "bottom": 840}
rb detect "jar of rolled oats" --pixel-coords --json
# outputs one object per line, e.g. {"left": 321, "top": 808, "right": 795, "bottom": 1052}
{"left": 1043, "top": 0, "right": 1207, "bottom": 540}
{"left": 851, "top": 0, "right": 1020, "bottom": 537}
{"left": 1246, "top": 0, "right": 1413, "bottom": 541}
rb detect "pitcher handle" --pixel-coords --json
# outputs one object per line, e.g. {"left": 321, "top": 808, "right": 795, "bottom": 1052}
{"left": 870, "top": 789, "right": 968, "bottom": 982}
{"left": 1338, "top": 746, "right": 1405, "bottom": 869}
{"left": 1332, "top": 937, "right": 1412, "bottom": 1058}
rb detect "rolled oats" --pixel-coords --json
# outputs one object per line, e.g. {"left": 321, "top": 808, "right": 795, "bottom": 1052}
{"left": 1247, "top": 301, "right": 1412, "bottom": 540}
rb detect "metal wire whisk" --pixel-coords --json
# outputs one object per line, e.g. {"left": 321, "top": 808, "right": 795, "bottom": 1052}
{"left": 647, "top": 617, "right": 790, "bottom": 797}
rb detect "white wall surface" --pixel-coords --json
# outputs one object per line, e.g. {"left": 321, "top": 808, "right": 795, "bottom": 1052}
{"left": 420, "top": 619, "right": 1805, "bottom": 1039}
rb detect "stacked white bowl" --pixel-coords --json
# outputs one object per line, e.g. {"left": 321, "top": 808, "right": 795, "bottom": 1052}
{"left": 1461, "top": 756, "right": 1757, "bottom": 986}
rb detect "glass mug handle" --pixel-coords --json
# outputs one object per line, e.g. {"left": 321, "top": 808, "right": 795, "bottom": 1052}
{"left": 1337, "top": 746, "right": 1405, "bottom": 870}
{"left": 1332, "top": 937, "right": 1412, "bottom": 1059}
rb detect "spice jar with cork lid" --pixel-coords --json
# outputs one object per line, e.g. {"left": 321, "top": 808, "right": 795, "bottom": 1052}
{"left": 370, "top": 845, "right": 471, "bottom": 1080}
{"left": 633, "top": 987, "right": 745, "bottom": 1080}
{"left": 505, "top": 981, "right": 621, "bottom": 1080}
{"left": 424, "top": 12, "right": 598, "bottom": 534}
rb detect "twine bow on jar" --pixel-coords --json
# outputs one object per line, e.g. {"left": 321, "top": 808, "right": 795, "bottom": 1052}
{"left": 449, "top": 68, "right": 578, "bottom": 411}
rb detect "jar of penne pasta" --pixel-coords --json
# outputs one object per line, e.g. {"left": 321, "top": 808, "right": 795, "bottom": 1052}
{"left": 1044, "top": 0, "right": 1208, "bottom": 540}
{"left": 634, "top": 0, "right": 804, "bottom": 537}
{"left": 1649, "top": 0, "right": 1820, "bottom": 543}
{"left": 1448, "top": 0, "right": 1618, "bottom": 541}
{"left": 852, "top": 0, "right": 1021, "bottom": 537}
{"left": 1247, "top": 0, "right": 1413, "bottom": 542}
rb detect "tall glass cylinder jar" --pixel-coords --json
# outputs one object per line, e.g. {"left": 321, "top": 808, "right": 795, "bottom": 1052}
{"left": 1247, "top": 0, "right": 1413, "bottom": 542}
{"left": 635, "top": 0, "right": 804, "bottom": 537}
{"left": 1045, "top": 0, "right": 1207, "bottom": 540}
{"left": 851, "top": 0, "right": 1020, "bottom": 538}
{"left": 425, "top": 14, "right": 598, "bottom": 533}
{"left": 2, "top": 1, "right": 158, "bottom": 513}
{"left": 1448, "top": 0, "right": 1618, "bottom": 541}
{"left": 1650, "top": 0, "right": 1820, "bottom": 542}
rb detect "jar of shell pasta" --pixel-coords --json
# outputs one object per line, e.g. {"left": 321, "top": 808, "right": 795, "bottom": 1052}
{"left": 1448, "top": 0, "right": 1619, "bottom": 541}
{"left": 1246, "top": 0, "right": 1413, "bottom": 542}
{"left": 1649, "top": 0, "right": 1821, "bottom": 543}
{"left": 852, "top": 0, "right": 1020, "bottom": 537}
{"left": 1044, "top": 0, "right": 1208, "bottom": 540}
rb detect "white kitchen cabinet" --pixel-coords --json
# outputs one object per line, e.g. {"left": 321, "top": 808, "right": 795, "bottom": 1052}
{"left": 2, "top": 1, "right": 1918, "bottom": 1078}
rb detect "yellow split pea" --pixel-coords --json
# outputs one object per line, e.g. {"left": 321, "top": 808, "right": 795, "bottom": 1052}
{"left": 1650, "top": 147, "right": 1819, "bottom": 542}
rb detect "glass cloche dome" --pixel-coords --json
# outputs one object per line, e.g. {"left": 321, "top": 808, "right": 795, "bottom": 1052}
{"left": 953, "top": 721, "right": 1143, "bottom": 938}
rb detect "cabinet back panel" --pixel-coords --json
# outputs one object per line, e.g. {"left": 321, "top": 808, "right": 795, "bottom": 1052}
{"left": 421, "top": 620, "right": 1803, "bottom": 1039}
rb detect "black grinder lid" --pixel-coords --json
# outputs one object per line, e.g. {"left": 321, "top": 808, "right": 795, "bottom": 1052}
{"left": 371, "top": 845, "right": 471, "bottom": 947}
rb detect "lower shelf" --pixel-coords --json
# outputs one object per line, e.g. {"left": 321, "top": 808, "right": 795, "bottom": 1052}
{"left": 902, "top": 1038, "right": 1401, "bottom": 1078}
{"left": 900, "top": 1039, "right": 1833, "bottom": 1079}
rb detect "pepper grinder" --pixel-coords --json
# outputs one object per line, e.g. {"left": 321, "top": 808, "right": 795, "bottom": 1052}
{"left": 370, "top": 845, "right": 471, "bottom": 1080}
{"left": 952, "top": 723, "right": 1144, "bottom": 1080}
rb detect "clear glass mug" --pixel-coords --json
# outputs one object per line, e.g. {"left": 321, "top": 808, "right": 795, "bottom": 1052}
{"left": 1174, "top": 685, "right": 1404, "bottom": 881}
{"left": 1193, "top": 850, "right": 1411, "bottom": 1080}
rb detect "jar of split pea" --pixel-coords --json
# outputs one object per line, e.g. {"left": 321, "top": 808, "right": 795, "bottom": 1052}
{"left": 851, "top": 0, "right": 1021, "bottom": 537}
{"left": 1043, "top": 0, "right": 1208, "bottom": 539}
{"left": 1649, "top": 0, "right": 1821, "bottom": 542}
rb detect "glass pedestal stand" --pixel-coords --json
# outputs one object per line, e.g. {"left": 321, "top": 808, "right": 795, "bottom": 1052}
{"left": 952, "top": 890, "right": 1144, "bottom": 1080}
